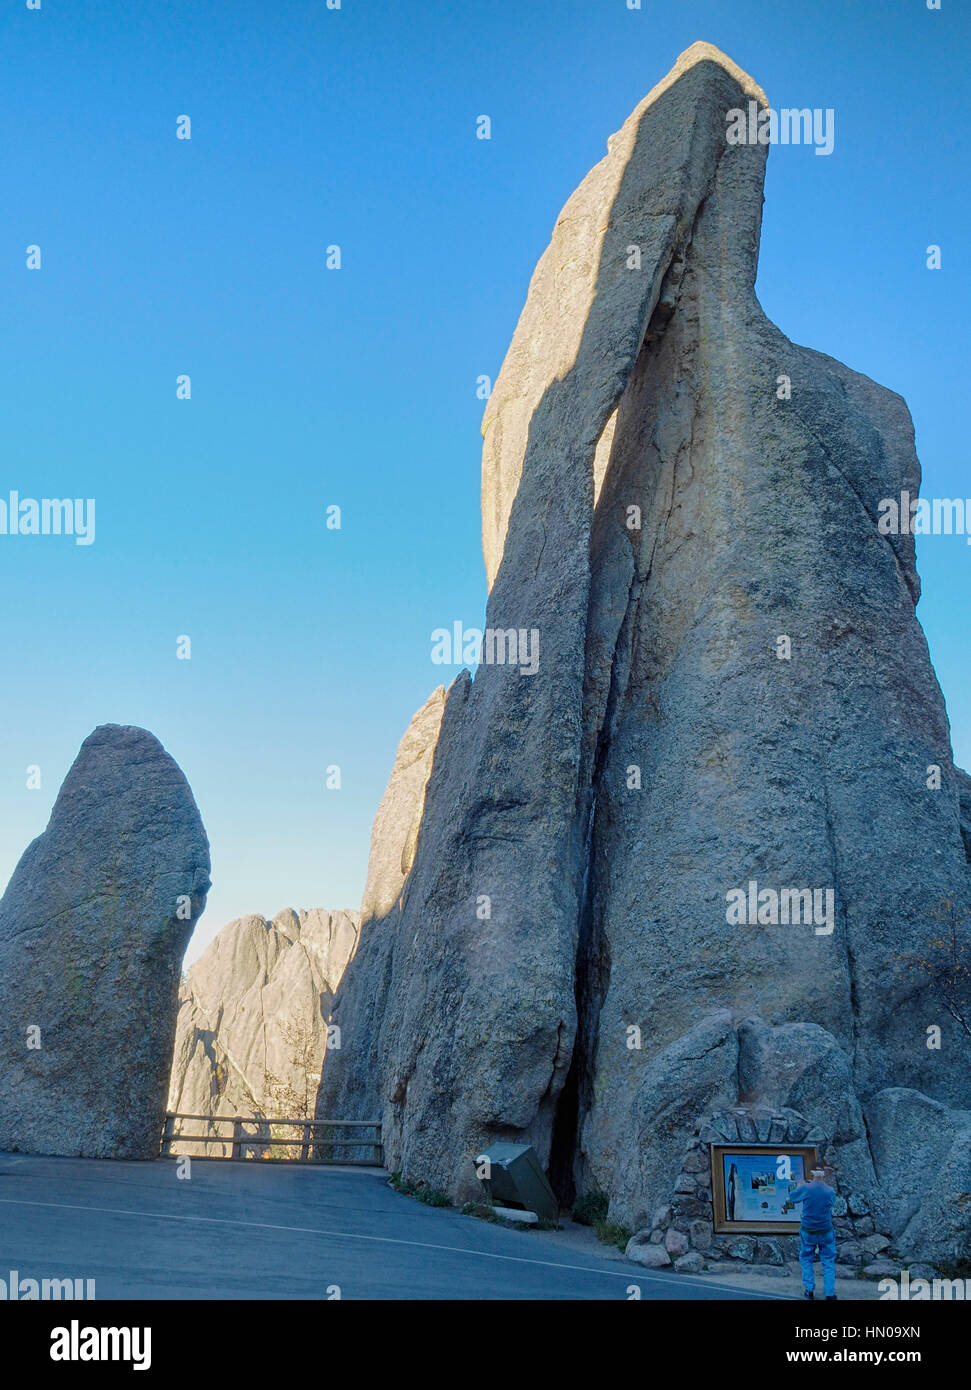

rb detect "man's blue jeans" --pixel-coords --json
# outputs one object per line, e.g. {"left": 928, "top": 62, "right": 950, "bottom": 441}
{"left": 800, "top": 1227, "right": 836, "bottom": 1296}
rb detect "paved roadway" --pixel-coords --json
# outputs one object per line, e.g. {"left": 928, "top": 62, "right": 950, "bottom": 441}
{"left": 0, "top": 1153, "right": 793, "bottom": 1300}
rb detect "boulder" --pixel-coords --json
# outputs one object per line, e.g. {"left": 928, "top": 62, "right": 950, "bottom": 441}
{"left": 838, "top": 1242, "right": 865, "bottom": 1266}
{"left": 689, "top": 1219, "right": 713, "bottom": 1250}
{"left": 755, "top": 1239, "right": 786, "bottom": 1266}
{"left": 727, "top": 1237, "right": 756, "bottom": 1262}
{"left": 737, "top": 1019, "right": 860, "bottom": 1143}
{"left": 626, "top": 1233, "right": 671, "bottom": 1269}
{"left": 0, "top": 725, "right": 210, "bottom": 1158}
{"left": 664, "top": 1227, "right": 689, "bottom": 1257}
{"left": 674, "top": 1251, "right": 706, "bottom": 1274}
{"left": 862, "top": 1234, "right": 891, "bottom": 1256}
{"left": 865, "top": 1088, "right": 971, "bottom": 1266}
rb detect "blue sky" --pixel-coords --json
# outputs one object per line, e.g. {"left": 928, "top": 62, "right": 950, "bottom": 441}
{"left": 2, "top": 0, "right": 967, "bottom": 964}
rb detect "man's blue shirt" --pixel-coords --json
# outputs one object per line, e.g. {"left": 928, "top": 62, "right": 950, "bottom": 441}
{"left": 790, "top": 1181, "right": 835, "bottom": 1232}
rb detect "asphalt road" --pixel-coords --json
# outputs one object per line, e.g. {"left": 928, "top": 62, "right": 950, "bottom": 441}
{"left": 0, "top": 1153, "right": 792, "bottom": 1300}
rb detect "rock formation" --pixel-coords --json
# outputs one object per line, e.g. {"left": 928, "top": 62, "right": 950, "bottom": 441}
{"left": 322, "top": 42, "right": 971, "bottom": 1266}
{"left": 360, "top": 687, "right": 446, "bottom": 923}
{"left": 0, "top": 725, "right": 210, "bottom": 1159}
{"left": 166, "top": 907, "right": 359, "bottom": 1154}
{"left": 319, "top": 689, "right": 446, "bottom": 1128}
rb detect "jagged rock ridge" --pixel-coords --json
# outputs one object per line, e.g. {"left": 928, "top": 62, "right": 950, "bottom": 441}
{"left": 167, "top": 907, "right": 359, "bottom": 1154}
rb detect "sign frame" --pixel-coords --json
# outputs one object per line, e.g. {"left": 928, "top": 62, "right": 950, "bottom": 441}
{"left": 709, "top": 1142, "right": 820, "bottom": 1234}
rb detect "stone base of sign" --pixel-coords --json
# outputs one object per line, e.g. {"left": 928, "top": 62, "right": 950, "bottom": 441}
{"left": 626, "top": 1104, "right": 902, "bottom": 1275}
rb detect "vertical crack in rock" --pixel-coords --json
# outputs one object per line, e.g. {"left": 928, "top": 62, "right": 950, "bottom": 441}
{"left": 324, "top": 41, "right": 971, "bottom": 1247}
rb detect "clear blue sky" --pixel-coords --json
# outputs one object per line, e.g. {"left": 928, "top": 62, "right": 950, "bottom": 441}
{"left": 2, "top": 0, "right": 967, "bottom": 964}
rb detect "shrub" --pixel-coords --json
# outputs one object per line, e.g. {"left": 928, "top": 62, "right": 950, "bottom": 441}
{"left": 594, "top": 1218, "right": 632, "bottom": 1251}
{"left": 390, "top": 1173, "right": 451, "bottom": 1206}
{"left": 572, "top": 1191, "right": 610, "bottom": 1227}
{"left": 462, "top": 1201, "right": 499, "bottom": 1223}
{"left": 415, "top": 1186, "right": 452, "bottom": 1208}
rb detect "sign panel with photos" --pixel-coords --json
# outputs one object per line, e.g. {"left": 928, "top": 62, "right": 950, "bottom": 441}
{"left": 710, "top": 1143, "right": 819, "bottom": 1234}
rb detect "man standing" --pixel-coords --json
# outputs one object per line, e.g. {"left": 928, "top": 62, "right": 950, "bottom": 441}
{"left": 790, "top": 1167, "right": 837, "bottom": 1300}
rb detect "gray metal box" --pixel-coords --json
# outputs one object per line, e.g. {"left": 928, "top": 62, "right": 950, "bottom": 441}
{"left": 475, "top": 1142, "right": 559, "bottom": 1222}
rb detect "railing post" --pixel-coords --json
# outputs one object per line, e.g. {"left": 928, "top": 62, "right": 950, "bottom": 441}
{"left": 232, "top": 1118, "right": 241, "bottom": 1161}
{"left": 300, "top": 1122, "right": 311, "bottom": 1162}
{"left": 160, "top": 1113, "right": 173, "bottom": 1157}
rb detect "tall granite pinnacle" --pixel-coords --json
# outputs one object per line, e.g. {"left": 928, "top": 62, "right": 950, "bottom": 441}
{"left": 323, "top": 44, "right": 971, "bottom": 1262}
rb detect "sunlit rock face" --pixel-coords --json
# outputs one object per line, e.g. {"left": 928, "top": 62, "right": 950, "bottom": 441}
{"left": 318, "top": 689, "right": 446, "bottom": 1131}
{"left": 167, "top": 908, "right": 359, "bottom": 1154}
{"left": 322, "top": 43, "right": 971, "bottom": 1262}
{"left": 0, "top": 725, "right": 210, "bottom": 1159}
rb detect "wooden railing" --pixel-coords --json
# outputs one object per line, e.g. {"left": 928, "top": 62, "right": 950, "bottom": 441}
{"left": 160, "top": 1113, "right": 383, "bottom": 1165}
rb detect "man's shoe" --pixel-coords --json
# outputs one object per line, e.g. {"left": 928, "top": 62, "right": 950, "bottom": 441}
{"left": 826, "top": 1295, "right": 837, "bottom": 1301}
{"left": 803, "top": 1290, "right": 814, "bottom": 1300}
